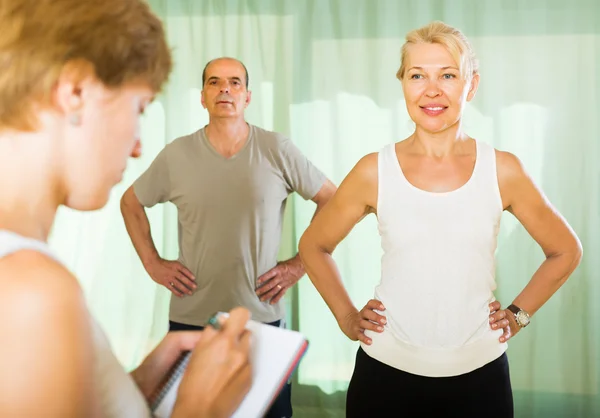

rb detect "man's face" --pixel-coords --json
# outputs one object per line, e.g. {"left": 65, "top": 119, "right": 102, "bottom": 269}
{"left": 201, "top": 58, "right": 251, "bottom": 119}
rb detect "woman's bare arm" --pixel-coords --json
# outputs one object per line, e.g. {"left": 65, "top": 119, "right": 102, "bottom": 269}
{"left": 497, "top": 150, "right": 583, "bottom": 318}
{"left": 0, "top": 251, "right": 97, "bottom": 418}
{"left": 299, "top": 153, "right": 384, "bottom": 342}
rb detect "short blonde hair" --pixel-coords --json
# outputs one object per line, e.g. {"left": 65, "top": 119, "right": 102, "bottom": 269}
{"left": 0, "top": 0, "right": 172, "bottom": 131}
{"left": 396, "top": 21, "right": 478, "bottom": 80}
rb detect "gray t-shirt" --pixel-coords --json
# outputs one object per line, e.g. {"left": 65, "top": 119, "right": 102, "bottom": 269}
{"left": 134, "top": 124, "right": 326, "bottom": 325}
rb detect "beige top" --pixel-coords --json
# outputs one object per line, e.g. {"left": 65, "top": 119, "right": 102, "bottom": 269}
{"left": 134, "top": 124, "right": 326, "bottom": 325}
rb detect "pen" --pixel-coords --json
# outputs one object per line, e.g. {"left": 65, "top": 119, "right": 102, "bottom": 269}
{"left": 206, "top": 311, "right": 227, "bottom": 330}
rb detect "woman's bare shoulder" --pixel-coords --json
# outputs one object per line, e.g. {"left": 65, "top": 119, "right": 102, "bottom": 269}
{"left": 494, "top": 149, "right": 529, "bottom": 183}
{"left": 0, "top": 250, "right": 88, "bottom": 321}
{"left": 0, "top": 250, "right": 95, "bottom": 417}
{"left": 351, "top": 152, "right": 379, "bottom": 181}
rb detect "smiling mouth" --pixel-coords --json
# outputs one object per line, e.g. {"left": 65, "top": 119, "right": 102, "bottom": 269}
{"left": 420, "top": 106, "right": 448, "bottom": 116}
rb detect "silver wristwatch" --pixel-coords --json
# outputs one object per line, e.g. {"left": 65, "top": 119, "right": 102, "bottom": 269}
{"left": 507, "top": 304, "right": 530, "bottom": 328}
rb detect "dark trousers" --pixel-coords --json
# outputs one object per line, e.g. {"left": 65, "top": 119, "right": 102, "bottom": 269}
{"left": 346, "top": 347, "right": 514, "bottom": 418}
{"left": 169, "top": 319, "right": 293, "bottom": 418}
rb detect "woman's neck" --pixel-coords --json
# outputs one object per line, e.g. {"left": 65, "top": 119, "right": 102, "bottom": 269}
{"left": 409, "top": 123, "right": 470, "bottom": 157}
{"left": 0, "top": 131, "right": 63, "bottom": 242}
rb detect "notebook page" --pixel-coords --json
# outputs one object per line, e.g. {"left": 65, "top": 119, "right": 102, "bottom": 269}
{"left": 153, "top": 318, "right": 308, "bottom": 418}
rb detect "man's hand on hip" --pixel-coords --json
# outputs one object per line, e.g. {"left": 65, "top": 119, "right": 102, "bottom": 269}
{"left": 146, "top": 258, "right": 196, "bottom": 297}
{"left": 255, "top": 257, "right": 305, "bottom": 305}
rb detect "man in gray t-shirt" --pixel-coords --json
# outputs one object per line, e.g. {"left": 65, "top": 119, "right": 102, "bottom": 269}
{"left": 120, "top": 57, "right": 335, "bottom": 418}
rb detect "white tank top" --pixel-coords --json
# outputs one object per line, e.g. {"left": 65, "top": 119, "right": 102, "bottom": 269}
{"left": 361, "top": 140, "right": 507, "bottom": 377}
{"left": 0, "top": 230, "right": 151, "bottom": 417}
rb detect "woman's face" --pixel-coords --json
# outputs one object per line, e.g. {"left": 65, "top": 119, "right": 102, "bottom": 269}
{"left": 401, "top": 42, "right": 478, "bottom": 135}
{"left": 60, "top": 78, "right": 154, "bottom": 210}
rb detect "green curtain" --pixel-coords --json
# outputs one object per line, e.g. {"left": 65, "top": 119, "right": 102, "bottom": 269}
{"left": 48, "top": 1, "right": 599, "bottom": 416}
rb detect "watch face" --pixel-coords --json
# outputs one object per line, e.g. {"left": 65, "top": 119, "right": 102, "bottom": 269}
{"left": 516, "top": 311, "right": 530, "bottom": 327}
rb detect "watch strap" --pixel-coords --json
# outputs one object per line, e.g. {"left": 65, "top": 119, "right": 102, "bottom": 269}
{"left": 507, "top": 304, "right": 520, "bottom": 315}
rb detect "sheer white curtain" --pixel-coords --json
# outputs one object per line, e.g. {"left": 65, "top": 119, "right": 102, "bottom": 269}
{"left": 48, "top": 1, "right": 599, "bottom": 416}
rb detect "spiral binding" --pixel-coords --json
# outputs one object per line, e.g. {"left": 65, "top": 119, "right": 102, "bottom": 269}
{"left": 149, "top": 351, "right": 192, "bottom": 411}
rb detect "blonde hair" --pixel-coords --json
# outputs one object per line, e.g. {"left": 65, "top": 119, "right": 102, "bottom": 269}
{"left": 0, "top": 0, "right": 172, "bottom": 131}
{"left": 396, "top": 21, "right": 478, "bottom": 81}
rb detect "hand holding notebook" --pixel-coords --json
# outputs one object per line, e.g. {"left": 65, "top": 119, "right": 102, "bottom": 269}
{"left": 151, "top": 312, "right": 309, "bottom": 418}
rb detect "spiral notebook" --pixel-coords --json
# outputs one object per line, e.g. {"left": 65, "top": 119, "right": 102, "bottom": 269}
{"left": 150, "top": 315, "right": 309, "bottom": 418}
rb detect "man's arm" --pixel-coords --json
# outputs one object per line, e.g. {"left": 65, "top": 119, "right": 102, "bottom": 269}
{"left": 255, "top": 179, "right": 337, "bottom": 304}
{"left": 121, "top": 186, "right": 160, "bottom": 268}
{"left": 310, "top": 179, "right": 338, "bottom": 218}
{"left": 121, "top": 186, "right": 161, "bottom": 268}
{"left": 121, "top": 186, "right": 196, "bottom": 297}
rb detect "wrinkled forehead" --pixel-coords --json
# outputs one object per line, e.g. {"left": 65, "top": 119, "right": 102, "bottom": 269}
{"left": 205, "top": 59, "right": 246, "bottom": 81}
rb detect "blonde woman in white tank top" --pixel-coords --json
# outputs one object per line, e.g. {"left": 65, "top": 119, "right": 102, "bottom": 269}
{"left": 300, "top": 21, "right": 582, "bottom": 418}
{"left": 0, "top": 1, "right": 252, "bottom": 417}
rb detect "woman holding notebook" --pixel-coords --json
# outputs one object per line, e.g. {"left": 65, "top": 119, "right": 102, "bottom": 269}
{"left": 0, "top": 0, "right": 251, "bottom": 417}
{"left": 299, "top": 21, "right": 582, "bottom": 417}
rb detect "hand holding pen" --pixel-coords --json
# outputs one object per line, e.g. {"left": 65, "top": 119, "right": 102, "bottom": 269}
{"left": 171, "top": 307, "right": 253, "bottom": 418}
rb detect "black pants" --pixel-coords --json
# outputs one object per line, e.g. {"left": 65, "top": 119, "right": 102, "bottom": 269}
{"left": 169, "top": 319, "right": 293, "bottom": 418}
{"left": 346, "top": 347, "right": 513, "bottom": 418}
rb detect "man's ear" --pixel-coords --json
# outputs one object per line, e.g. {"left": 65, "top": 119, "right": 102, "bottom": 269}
{"left": 245, "top": 90, "right": 252, "bottom": 108}
{"left": 200, "top": 90, "right": 206, "bottom": 109}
